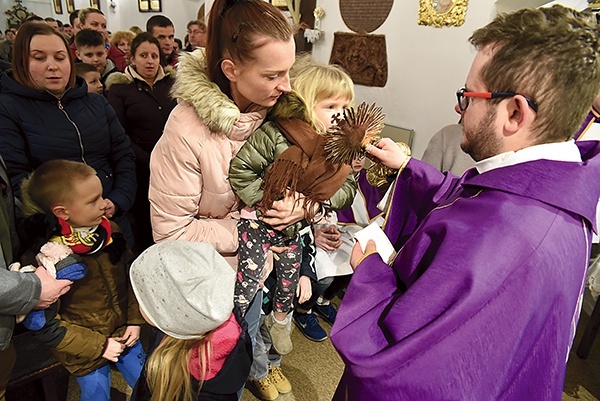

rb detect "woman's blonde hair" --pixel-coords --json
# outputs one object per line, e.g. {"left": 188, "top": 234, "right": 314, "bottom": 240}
{"left": 290, "top": 54, "right": 355, "bottom": 133}
{"left": 110, "top": 30, "right": 134, "bottom": 47}
{"left": 129, "top": 26, "right": 143, "bottom": 35}
{"left": 145, "top": 335, "right": 212, "bottom": 401}
{"left": 78, "top": 7, "right": 103, "bottom": 26}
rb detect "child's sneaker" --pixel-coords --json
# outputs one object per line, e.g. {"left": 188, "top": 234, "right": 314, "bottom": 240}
{"left": 293, "top": 312, "right": 327, "bottom": 342}
{"left": 314, "top": 302, "right": 337, "bottom": 325}
{"left": 269, "top": 365, "right": 292, "bottom": 394}
{"left": 265, "top": 313, "right": 293, "bottom": 355}
{"left": 248, "top": 376, "right": 279, "bottom": 401}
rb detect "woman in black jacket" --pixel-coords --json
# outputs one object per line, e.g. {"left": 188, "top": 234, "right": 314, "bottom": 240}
{"left": 0, "top": 22, "right": 136, "bottom": 246}
{"left": 107, "top": 33, "right": 176, "bottom": 252}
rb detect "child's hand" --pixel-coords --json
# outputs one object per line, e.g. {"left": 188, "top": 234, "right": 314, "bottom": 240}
{"left": 102, "top": 338, "right": 126, "bottom": 362}
{"left": 270, "top": 245, "right": 290, "bottom": 254}
{"left": 104, "top": 199, "right": 116, "bottom": 219}
{"left": 114, "top": 326, "right": 141, "bottom": 347}
{"left": 296, "top": 276, "right": 312, "bottom": 304}
{"left": 315, "top": 226, "right": 342, "bottom": 252}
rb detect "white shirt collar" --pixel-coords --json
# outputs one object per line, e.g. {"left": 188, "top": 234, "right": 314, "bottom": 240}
{"left": 475, "top": 140, "right": 582, "bottom": 174}
{"left": 73, "top": 225, "right": 99, "bottom": 234}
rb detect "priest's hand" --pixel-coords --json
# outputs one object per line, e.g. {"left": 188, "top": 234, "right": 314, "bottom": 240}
{"left": 366, "top": 138, "right": 409, "bottom": 170}
{"left": 350, "top": 240, "right": 377, "bottom": 270}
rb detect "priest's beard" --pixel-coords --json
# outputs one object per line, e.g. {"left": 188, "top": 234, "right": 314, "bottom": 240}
{"left": 460, "top": 107, "right": 502, "bottom": 162}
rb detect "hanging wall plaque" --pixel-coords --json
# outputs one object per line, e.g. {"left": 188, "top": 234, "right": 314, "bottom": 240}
{"left": 329, "top": 32, "right": 387, "bottom": 87}
{"left": 339, "top": 0, "right": 393, "bottom": 33}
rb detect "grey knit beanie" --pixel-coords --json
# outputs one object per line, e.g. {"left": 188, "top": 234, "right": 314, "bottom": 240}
{"left": 130, "top": 241, "right": 235, "bottom": 339}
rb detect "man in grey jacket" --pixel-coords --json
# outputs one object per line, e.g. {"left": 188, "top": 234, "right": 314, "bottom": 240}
{"left": 421, "top": 123, "right": 475, "bottom": 176}
{"left": 0, "top": 158, "right": 72, "bottom": 401}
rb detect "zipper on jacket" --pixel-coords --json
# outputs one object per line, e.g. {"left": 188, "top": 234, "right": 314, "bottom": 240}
{"left": 56, "top": 96, "right": 88, "bottom": 165}
{"left": 97, "top": 257, "right": 120, "bottom": 319}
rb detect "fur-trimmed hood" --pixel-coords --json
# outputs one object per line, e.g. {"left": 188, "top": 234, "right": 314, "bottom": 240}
{"left": 104, "top": 65, "right": 175, "bottom": 91}
{"left": 169, "top": 49, "right": 241, "bottom": 135}
{"left": 269, "top": 90, "right": 311, "bottom": 122}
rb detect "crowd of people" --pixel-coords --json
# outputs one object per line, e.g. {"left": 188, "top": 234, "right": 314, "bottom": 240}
{"left": 0, "top": 1, "right": 599, "bottom": 401}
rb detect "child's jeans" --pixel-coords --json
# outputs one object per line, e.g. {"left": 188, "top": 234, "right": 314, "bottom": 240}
{"left": 235, "top": 219, "right": 301, "bottom": 315}
{"left": 250, "top": 314, "right": 289, "bottom": 381}
{"left": 75, "top": 341, "right": 146, "bottom": 401}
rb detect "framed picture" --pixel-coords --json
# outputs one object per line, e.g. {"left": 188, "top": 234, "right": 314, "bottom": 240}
{"left": 138, "top": 0, "right": 148, "bottom": 12}
{"left": 150, "top": 0, "right": 162, "bottom": 11}
{"left": 66, "top": 0, "right": 75, "bottom": 14}
{"left": 138, "top": 0, "right": 162, "bottom": 12}
{"left": 90, "top": 0, "right": 100, "bottom": 10}
{"left": 418, "top": 0, "right": 469, "bottom": 27}
{"left": 53, "top": 0, "right": 63, "bottom": 14}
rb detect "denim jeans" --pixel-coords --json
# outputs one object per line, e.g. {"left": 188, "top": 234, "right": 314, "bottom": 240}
{"left": 75, "top": 341, "right": 146, "bottom": 401}
{"left": 237, "top": 289, "right": 264, "bottom": 400}
{"left": 249, "top": 314, "right": 287, "bottom": 380}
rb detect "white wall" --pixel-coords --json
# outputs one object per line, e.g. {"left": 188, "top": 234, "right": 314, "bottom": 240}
{"left": 102, "top": 0, "right": 204, "bottom": 37}
{"left": 311, "top": 1, "right": 498, "bottom": 158}
{"left": 4, "top": 0, "right": 580, "bottom": 157}
{"left": 3, "top": 0, "right": 204, "bottom": 40}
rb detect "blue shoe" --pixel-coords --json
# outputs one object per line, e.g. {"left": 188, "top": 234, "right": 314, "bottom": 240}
{"left": 314, "top": 303, "right": 337, "bottom": 326}
{"left": 293, "top": 313, "right": 327, "bottom": 342}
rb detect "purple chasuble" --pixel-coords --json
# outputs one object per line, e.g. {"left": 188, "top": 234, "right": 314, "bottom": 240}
{"left": 330, "top": 141, "right": 600, "bottom": 401}
{"left": 336, "top": 170, "right": 384, "bottom": 225}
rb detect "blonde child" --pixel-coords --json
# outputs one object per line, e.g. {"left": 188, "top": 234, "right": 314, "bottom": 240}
{"left": 129, "top": 241, "right": 252, "bottom": 401}
{"left": 20, "top": 159, "right": 145, "bottom": 401}
{"left": 229, "top": 55, "right": 356, "bottom": 356}
{"left": 75, "top": 62, "right": 104, "bottom": 95}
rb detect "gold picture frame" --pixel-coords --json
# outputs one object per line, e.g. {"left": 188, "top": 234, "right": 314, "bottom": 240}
{"left": 53, "top": 0, "right": 63, "bottom": 14}
{"left": 66, "top": 0, "right": 75, "bottom": 14}
{"left": 138, "top": 0, "right": 162, "bottom": 12}
{"left": 418, "top": 0, "right": 469, "bottom": 28}
{"left": 90, "top": 0, "right": 100, "bottom": 10}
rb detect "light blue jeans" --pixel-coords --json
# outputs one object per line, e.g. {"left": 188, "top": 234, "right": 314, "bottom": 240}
{"left": 237, "top": 289, "right": 264, "bottom": 400}
{"left": 75, "top": 341, "right": 146, "bottom": 401}
{"left": 249, "top": 314, "right": 284, "bottom": 380}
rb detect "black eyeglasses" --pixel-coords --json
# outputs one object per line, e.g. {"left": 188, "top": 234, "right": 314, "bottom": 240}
{"left": 456, "top": 87, "right": 538, "bottom": 113}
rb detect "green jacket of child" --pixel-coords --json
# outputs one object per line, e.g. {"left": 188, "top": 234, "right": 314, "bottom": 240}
{"left": 229, "top": 92, "right": 356, "bottom": 237}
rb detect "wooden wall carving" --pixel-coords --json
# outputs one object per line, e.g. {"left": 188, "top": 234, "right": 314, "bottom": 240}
{"left": 329, "top": 32, "right": 387, "bottom": 87}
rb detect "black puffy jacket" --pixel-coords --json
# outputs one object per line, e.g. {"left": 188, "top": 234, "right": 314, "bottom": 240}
{"left": 0, "top": 72, "right": 136, "bottom": 212}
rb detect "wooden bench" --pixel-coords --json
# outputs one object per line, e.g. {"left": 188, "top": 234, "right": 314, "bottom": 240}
{"left": 7, "top": 331, "right": 66, "bottom": 401}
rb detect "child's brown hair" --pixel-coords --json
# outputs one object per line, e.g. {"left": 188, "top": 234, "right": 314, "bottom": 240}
{"left": 21, "top": 159, "right": 96, "bottom": 217}
{"left": 74, "top": 62, "right": 98, "bottom": 77}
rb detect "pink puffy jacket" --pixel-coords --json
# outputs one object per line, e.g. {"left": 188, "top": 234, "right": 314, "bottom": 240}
{"left": 149, "top": 51, "right": 266, "bottom": 264}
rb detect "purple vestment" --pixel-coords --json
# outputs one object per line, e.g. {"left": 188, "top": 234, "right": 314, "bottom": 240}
{"left": 331, "top": 141, "right": 600, "bottom": 401}
{"left": 336, "top": 170, "right": 384, "bottom": 225}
